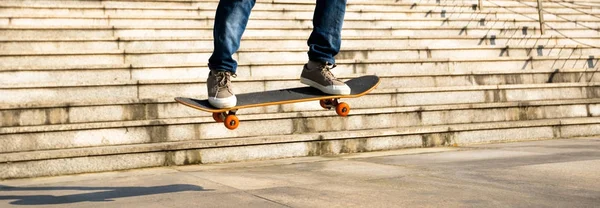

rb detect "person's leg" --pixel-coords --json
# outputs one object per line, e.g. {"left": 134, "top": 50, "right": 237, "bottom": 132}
{"left": 207, "top": 0, "right": 256, "bottom": 108}
{"left": 301, "top": 0, "right": 350, "bottom": 95}
{"left": 307, "top": 0, "right": 346, "bottom": 64}
{"left": 208, "top": 0, "right": 256, "bottom": 73}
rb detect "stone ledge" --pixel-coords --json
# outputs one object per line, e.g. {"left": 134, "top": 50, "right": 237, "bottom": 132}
{"left": 6, "top": 68, "right": 597, "bottom": 88}
{"left": 2, "top": 96, "right": 599, "bottom": 134}
{"left": 1, "top": 25, "right": 592, "bottom": 30}
{"left": 1, "top": 0, "right": 593, "bottom": 9}
{"left": 4, "top": 15, "right": 599, "bottom": 24}
{"left": 0, "top": 54, "right": 597, "bottom": 72}
{"left": 2, "top": 74, "right": 597, "bottom": 90}
{"left": 0, "top": 44, "right": 592, "bottom": 56}
{"left": 0, "top": 116, "right": 598, "bottom": 179}
{"left": 1, "top": 5, "right": 594, "bottom": 18}
{"left": 2, "top": 117, "right": 595, "bottom": 163}
{"left": 3, "top": 34, "right": 599, "bottom": 42}
{"left": 1, "top": 80, "right": 599, "bottom": 110}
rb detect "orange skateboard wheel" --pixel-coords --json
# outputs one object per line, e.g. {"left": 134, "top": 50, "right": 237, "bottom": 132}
{"left": 212, "top": 112, "right": 224, "bottom": 122}
{"left": 336, "top": 102, "right": 350, "bottom": 117}
{"left": 224, "top": 114, "right": 240, "bottom": 130}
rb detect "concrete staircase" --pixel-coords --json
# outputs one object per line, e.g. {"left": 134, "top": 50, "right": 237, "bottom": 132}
{"left": 1, "top": 0, "right": 599, "bottom": 179}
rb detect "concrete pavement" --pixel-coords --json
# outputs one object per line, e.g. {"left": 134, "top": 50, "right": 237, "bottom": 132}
{"left": 1, "top": 137, "right": 599, "bottom": 207}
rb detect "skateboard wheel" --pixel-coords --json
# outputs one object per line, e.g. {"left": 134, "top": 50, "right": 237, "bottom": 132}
{"left": 212, "top": 113, "right": 224, "bottom": 122}
{"left": 336, "top": 102, "right": 350, "bottom": 117}
{"left": 319, "top": 99, "right": 331, "bottom": 109}
{"left": 224, "top": 115, "right": 240, "bottom": 130}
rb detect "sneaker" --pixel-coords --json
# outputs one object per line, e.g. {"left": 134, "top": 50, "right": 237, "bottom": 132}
{"left": 300, "top": 62, "right": 351, "bottom": 95}
{"left": 207, "top": 70, "right": 237, "bottom": 108}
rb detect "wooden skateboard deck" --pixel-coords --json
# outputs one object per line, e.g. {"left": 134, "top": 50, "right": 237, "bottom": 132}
{"left": 175, "top": 75, "right": 380, "bottom": 130}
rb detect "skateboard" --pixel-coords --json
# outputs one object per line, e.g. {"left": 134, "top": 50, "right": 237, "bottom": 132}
{"left": 175, "top": 75, "right": 380, "bottom": 130}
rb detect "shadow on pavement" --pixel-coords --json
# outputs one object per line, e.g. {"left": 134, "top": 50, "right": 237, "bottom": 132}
{"left": 0, "top": 184, "right": 210, "bottom": 205}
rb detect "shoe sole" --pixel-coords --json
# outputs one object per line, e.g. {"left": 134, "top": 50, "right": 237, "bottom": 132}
{"left": 208, "top": 95, "right": 237, "bottom": 108}
{"left": 300, "top": 78, "right": 351, "bottom": 95}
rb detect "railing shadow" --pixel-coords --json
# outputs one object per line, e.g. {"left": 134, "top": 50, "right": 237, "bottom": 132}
{"left": 395, "top": 0, "right": 599, "bottom": 83}
{"left": 547, "top": 0, "right": 600, "bottom": 7}
{"left": 487, "top": 0, "right": 600, "bottom": 48}
{"left": 414, "top": 2, "right": 560, "bottom": 47}
{"left": 580, "top": 56, "right": 600, "bottom": 82}
{"left": 552, "top": 1, "right": 600, "bottom": 19}
{"left": 521, "top": 0, "right": 600, "bottom": 28}
{"left": 477, "top": 0, "right": 599, "bottom": 84}
{"left": 0, "top": 184, "right": 210, "bottom": 205}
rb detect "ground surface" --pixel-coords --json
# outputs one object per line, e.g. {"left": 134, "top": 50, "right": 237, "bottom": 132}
{"left": 1, "top": 138, "right": 599, "bottom": 207}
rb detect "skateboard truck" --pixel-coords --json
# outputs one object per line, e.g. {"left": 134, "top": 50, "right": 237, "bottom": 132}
{"left": 212, "top": 100, "right": 350, "bottom": 130}
{"left": 319, "top": 98, "right": 350, "bottom": 117}
{"left": 212, "top": 110, "right": 239, "bottom": 130}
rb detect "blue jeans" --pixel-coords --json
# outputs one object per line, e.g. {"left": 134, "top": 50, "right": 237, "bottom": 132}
{"left": 208, "top": 0, "right": 347, "bottom": 73}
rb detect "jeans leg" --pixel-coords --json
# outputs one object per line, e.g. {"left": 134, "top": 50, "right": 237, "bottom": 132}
{"left": 307, "top": 0, "right": 347, "bottom": 65}
{"left": 208, "top": 0, "right": 256, "bottom": 74}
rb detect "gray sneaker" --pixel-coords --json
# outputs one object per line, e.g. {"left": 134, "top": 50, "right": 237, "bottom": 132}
{"left": 207, "top": 70, "right": 237, "bottom": 108}
{"left": 300, "top": 62, "right": 351, "bottom": 95}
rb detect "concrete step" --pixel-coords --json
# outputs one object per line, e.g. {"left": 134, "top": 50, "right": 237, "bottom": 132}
{"left": 2, "top": 71, "right": 600, "bottom": 119}
{"left": 2, "top": 25, "right": 596, "bottom": 39}
{"left": 483, "top": 0, "right": 600, "bottom": 10}
{"left": 361, "top": 0, "right": 600, "bottom": 5}
{"left": 3, "top": 15, "right": 600, "bottom": 29}
{"left": 2, "top": 35, "right": 599, "bottom": 52}
{"left": 1, "top": 71, "right": 599, "bottom": 127}
{"left": 1, "top": 96, "right": 598, "bottom": 150}
{"left": 396, "top": 0, "right": 600, "bottom": 4}
{"left": 1, "top": 55, "right": 597, "bottom": 86}
{"left": 1, "top": 4, "right": 598, "bottom": 21}
{"left": 2, "top": 61, "right": 599, "bottom": 88}
{"left": 2, "top": 0, "right": 598, "bottom": 14}
{"left": 1, "top": 45, "right": 597, "bottom": 68}
{"left": 2, "top": 15, "right": 600, "bottom": 29}
{"left": 1, "top": 114, "right": 599, "bottom": 179}
{"left": 348, "top": 1, "right": 598, "bottom": 14}
{"left": 480, "top": 0, "right": 600, "bottom": 7}
{"left": 0, "top": 0, "right": 220, "bottom": 8}
{"left": 0, "top": 0, "right": 589, "bottom": 8}
{"left": 0, "top": 46, "right": 597, "bottom": 69}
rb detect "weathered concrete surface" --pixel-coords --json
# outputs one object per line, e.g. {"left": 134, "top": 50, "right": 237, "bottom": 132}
{"left": 1, "top": 138, "right": 599, "bottom": 207}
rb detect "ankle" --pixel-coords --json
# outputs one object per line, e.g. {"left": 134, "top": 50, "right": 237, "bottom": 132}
{"left": 210, "top": 70, "right": 236, "bottom": 77}
{"left": 306, "top": 60, "right": 328, "bottom": 71}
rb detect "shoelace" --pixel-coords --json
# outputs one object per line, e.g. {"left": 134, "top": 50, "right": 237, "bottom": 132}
{"left": 214, "top": 71, "right": 236, "bottom": 91}
{"left": 320, "top": 64, "right": 342, "bottom": 83}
